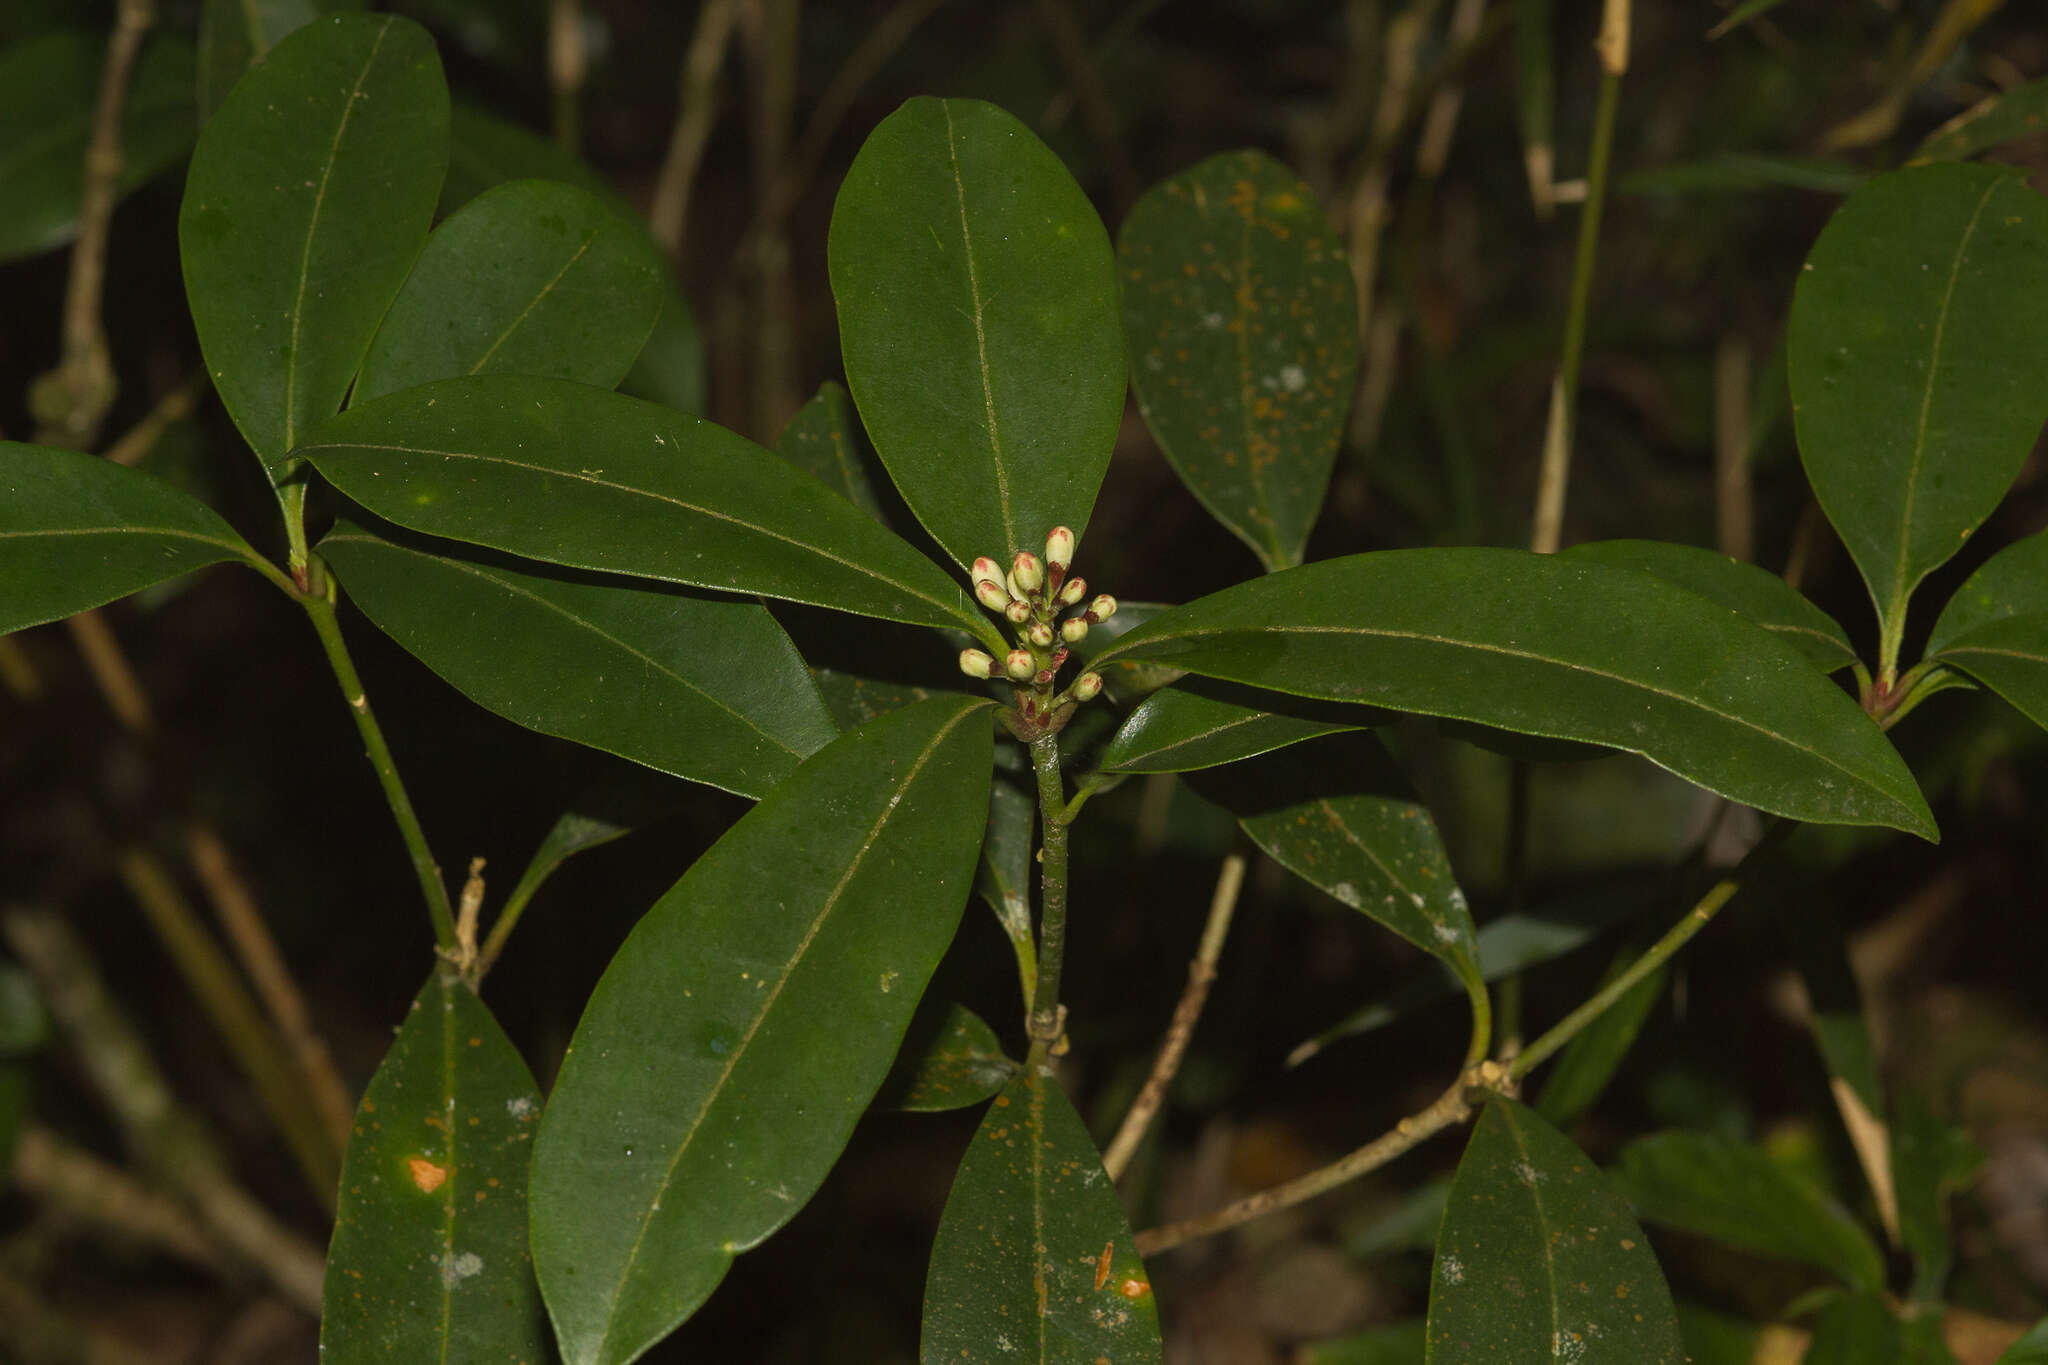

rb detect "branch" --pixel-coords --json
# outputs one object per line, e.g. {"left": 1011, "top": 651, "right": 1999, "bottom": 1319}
{"left": 648, "top": 0, "right": 740, "bottom": 260}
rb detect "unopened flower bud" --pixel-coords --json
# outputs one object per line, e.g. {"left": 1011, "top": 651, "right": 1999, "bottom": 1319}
{"left": 971, "top": 556, "right": 1005, "bottom": 591}
{"left": 1072, "top": 671, "right": 1104, "bottom": 701}
{"left": 1027, "top": 620, "right": 1055, "bottom": 648}
{"left": 1045, "top": 526, "right": 1076, "bottom": 572}
{"left": 1050, "top": 647, "right": 1070, "bottom": 669}
{"left": 958, "top": 649, "right": 994, "bottom": 679}
{"left": 1010, "top": 551, "right": 1044, "bottom": 595}
{"left": 1056, "top": 576, "right": 1088, "bottom": 607}
{"left": 1084, "top": 593, "right": 1118, "bottom": 624}
{"left": 1061, "top": 617, "right": 1089, "bottom": 643}
{"left": 1034, "top": 667, "right": 1056, "bottom": 686}
{"left": 974, "top": 579, "right": 1011, "bottom": 612}
{"left": 1004, "top": 649, "right": 1035, "bottom": 681}
{"left": 1005, "top": 599, "right": 1031, "bottom": 624}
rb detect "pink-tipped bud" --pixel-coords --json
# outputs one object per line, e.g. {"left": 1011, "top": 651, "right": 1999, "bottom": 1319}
{"left": 1004, "top": 649, "right": 1035, "bottom": 681}
{"left": 974, "top": 578, "right": 1011, "bottom": 612}
{"left": 1084, "top": 593, "right": 1118, "bottom": 625}
{"left": 1045, "top": 526, "right": 1076, "bottom": 572}
{"left": 958, "top": 649, "right": 994, "bottom": 679}
{"left": 1027, "top": 620, "right": 1055, "bottom": 648}
{"left": 1010, "top": 551, "right": 1045, "bottom": 595}
{"left": 1050, "top": 647, "right": 1070, "bottom": 669}
{"left": 1056, "top": 576, "right": 1088, "bottom": 607}
{"left": 1061, "top": 617, "right": 1089, "bottom": 643}
{"left": 1072, "top": 671, "right": 1104, "bottom": 702}
{"left": 970, "top": 556, "right": 1005, "bottom": 590}
{"left": 1005, "top": 599, "right": 1031, "bottom": 624}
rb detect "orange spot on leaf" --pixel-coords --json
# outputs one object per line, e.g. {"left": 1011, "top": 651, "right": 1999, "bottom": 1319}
{"left": 1094, "top": 1242, "right": 1114, "bottom": 1291}
{"left": 407, "top": 1156, "right": 448, "bottom": 1193}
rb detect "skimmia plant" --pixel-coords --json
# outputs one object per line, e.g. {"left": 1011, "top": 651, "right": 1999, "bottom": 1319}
{"left": 5, "top": 12, "right": 2048, "bottom": 1364}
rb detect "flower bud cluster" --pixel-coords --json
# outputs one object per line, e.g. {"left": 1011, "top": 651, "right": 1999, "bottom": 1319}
{"left": 958, "top": 525, "right": 1115, "bottom": 738}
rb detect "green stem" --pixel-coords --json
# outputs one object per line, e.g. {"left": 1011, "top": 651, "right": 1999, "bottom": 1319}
{"left": 1461, "top": 968, "right": 1492, "bottom": 1069}
{"left": 1054, "top": 771, "right": 1116, "bottom": 827}
{"left": 1025, "top": 733, "right": 1070, "bottom": 1070}
{"left": 473, "top": 857, "right": 552, "bottom": 982}
{"left": 279, "top": 481, "right": 311, "bottom": 581}
{"left": 301, "top": 567, "right": 456, "bottom": 951}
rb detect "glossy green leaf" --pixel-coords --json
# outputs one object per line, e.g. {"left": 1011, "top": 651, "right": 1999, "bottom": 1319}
{"left": 1997, "top": 1317, "right": 2048, "bottom": 1363}
{"left": 1, "top": 443, "right": 259, "bottom": 635}
{"left": 320, "top": 970, "right": 544, "bottom": 1364}
{"left": 1300, "top": 1321, "right": 1427, "bottom": 1365}
{"left": 1927, "top": 530, "right": 2048, "bottom": 731}
{"left": 776, "top": 381, "right": 886, "bottom": 523}
{"left": 180, "top": 13, "right": 448, "bottom": 476}
{"left": 1096, "top": 549, "right": 1935, "bottom": 839}
{"left": 442, "top": 101, "right": 612, "bottom": 214}
{"left": 1615, "top": 1131, "right": 1885, "bottom": 1291}
{"left": 829, "top": 97, "right": 1125, "bottom": 569}
{"left": 1563, "top": 539, "right": 1858, "bottom": 672}
{"left": 921, "top": 1067, "right": 1161, "bottom": 1364}
{"left": 1619, "top": 153, "right": 1864, "bottom": 198}
{"left": 320, "top": 521, "right": 833, "bottom": 798}
{"left": 1534, "top": 956, "right": 1668, "bottom": 1130}
{"left": 355, "top": 180, "right": 663, "bottom": 403}
{"left": 1892, "top": 1100, "right": 1981, "bottom": 1303}
{"left": 1788, "top": 164, "right": 2048, "bottom": 647}
{"left": 1099, "top": 681, "right": 1363, "bottom": 774}
{"left": 1903, "top": 1311, "right": 1960, "bottom": 1365}
{"left": 197, "top": 0, "right": 360, "bottom": 118}
{"left": 619, "top": 281, "right": 708, "bottom": 418}
{"left": 502, "top": 768, "right": 686, "bottom": 916}
{"left": 1117, "top": 149, "right": 1357, "bottom": 570}
{"left": 530, "top": 696, "right": 992, "bottom": 1365}
{"left": 299, "top": 376, "right": 1000, "bottom": 648}
{"left": 1674, "top": 1302, "right": 1764, "bottom": 1365}
{"left": 0, "top": 32, "right": 195, "bottom": 263}
{"left": 811, "top": 670, "right": 940, "bottom": 731}
{"left": 974, "top": 777, "right": 1038, "bottom": 997}
{"left": 1192, "top": 732, "right": 1478, "bottom": 984}
{"left": 1804, "top": 1293, "right": 1903, "bottom": 1365}
{"left": 876, "top": 1001, "right": 1015, "bottom": 1112}
{"left": 1915, "top": 78, "right": 2048, "bottom": 165}
{"left": 1426, "top": 1099, "right": 1683, "bottom": 1364}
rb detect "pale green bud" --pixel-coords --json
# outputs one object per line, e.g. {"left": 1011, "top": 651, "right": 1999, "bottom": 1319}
{"left": 958, "top": 649, "right": 995, "bottom": 679}
{"left": 1060, "top": 617, "right": 1089, "bottom": 643}
{"left": 1004, "top": 649, "right": 1035, "bottom": 681}
{"left": 1072, "top": 671, "right": 1104, "bottom": 701}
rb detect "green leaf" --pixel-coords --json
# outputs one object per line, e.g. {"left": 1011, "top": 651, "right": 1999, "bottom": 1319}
{"left": 1117, "top": 149, "right": 1357, "bottom": 570}
{"left": 1099, "top": 681, "right": 1364, "bottom": 774}
{"left": 1534, "top": 955, "right": 1668, "bottom": 1130}
{"left": 1190, "top": 732, "right": 1479, "bottom": 985}
{"left": 1300, "top": 1321, "right": 1428, "bottom": 1365}
{"left": 197, "top": 0, "right": 361, "bottom": 119}
{"left": 974, "top": 777, "right": 1039, "bottom": 996}
{"left": 811, "top": 669, "right": 940, "bottom": 731}
{"left": 619, "top": 281, "right": 708, "bottom": 418}
{"left": 1914, "top": 78, "right": 2048, "bottom": 165}
{"left": 1095, "top": 549, "right": 1936, "bottom": 839}
{"left": 920, "top": 1068, "right": 1161, "bottom": 1364}
{"left": 1614, "top": 1131, "right": 1885, "bottom": 1291}
{"left": 1803, "top": 1293, "right": 1904, "bottom": 1365}
{"left": 776, "top": 381, "right": 886, "bottom": 523}
{"left": 829, "top": 97, "right": 1125, "bottom": 569}
{"left": 1562, "top": 540, "right": 1858, "bottom": 672}
{"left": 530, "top": 696, "right": 993, "bottom": 1365}
{"left": 180, "top": 13, "right": 448, "bottom": 476}
{"left": 1998, "top": 1317, "right": 2048, "bottom": 1363}
{"left": 875, "top": 1000, "right": 1015, "bottom": 1112}
{"left": 503, "top": 767, "right": 686, "bottom": 911}
{"left": 442, "top": 100, "right": 612, "bottom": 215}
{"left": 1892, "top": 1100, "right": 1981, "bottom": 1303}
{"left": 1927, "top": 530, "right": 2048, "bottom": 731}
{"left": 1426, "top": 1099, "right": 1683, "bottom": 1364}
{"left": 0, "top": 32, "right": 195, "bottom": 263}
{"left": 298, "top": 376, "right": 999, "bottom": 647}
{"left": 320, "top": 520, "right": 833, "bottom": 799}
{"left": 1674, "top": 1302, "right": 1764, "bottom": 1365}
{"left": 1788, "top": 164, "right": 2048, "bottom": 652}
{"left": 0, "top": 443, "right": 259, "bottom": 635}
{"left": 319, "top": 970, "right": 544, "bottom": 1364}
{"left": 355, "top": 179, "right": 664, "bottom": 403}
{"left": 1618, "top": 153, "right": 1865, "bottom": 198}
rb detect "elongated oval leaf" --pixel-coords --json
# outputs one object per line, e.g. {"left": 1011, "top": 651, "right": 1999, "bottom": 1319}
{"left": 1789, "top": 164, "right": 2048, "bottom": 642}
{"left": 0, "top": 32, "right": 196, "bottom": 264}
{"left": 530, "top": 695, "right": 993, "bottom": 1365}
{"left": 1190, "top": 731, "right": 1478, "bottom": 982}
{"left": 320, "top": 521, "right": 834, "bottom": 798}
{"left": 1099, "top": 681, "right": 1363, "bottom": 774}
{"left": 197, "top": 0, "right": 361, "bottom": 118}
{"left": 1118, "top": 149, "right": 1357, "bottom": 570}
{"left": 355, "top": 180, "right": 662, "bottom": 403}
{"left": 1427, "top": 1099, "right": 1683, "bottom": 1363}
{"left": 1096, "top": 549, "right": 1935, "bottom": 839}
{"left": 1614, "top": 1130, "right": 1885, "bottom": 1291}
{"left": 298, "top": 375, "right": 1000, "bottom": 647}
{"left": 1927, "top": 530, "right": 2048, "bottom": 730}
{"left": 876, "top": 1000, "right": 1014, "bottom": 1112}
{"left": 1562, "top": 539, "right": 1858, "bottom": 672}
{"left": 921, "top": 1068, "right": 1161, "bottom": 1364}
{"left": 1533, "top": 956, "right": 1668, "bottom": 1130}
{"left": 829, "top": 97, "right": 1124, "bottom": 569}
{"left": 1914, "top": 78, "right": 2048, "bottom": 165}
{"left": 1, "top": 444, "right": 258, "bottom": 635}
{"left": 320, "top": 970, "right": 544, "bottom": 1363}
{"left": 776, "top": 381, "right": 886, "bottom": 522}
{"left": 1999, "top": 1317, "right": 2048, "bottom": 1363}
{"left": 1803, "top": 1292, "right": 1903, "bottom": 1364}
{"left": 180, "top": 13, "right": 448, "bottom": 476}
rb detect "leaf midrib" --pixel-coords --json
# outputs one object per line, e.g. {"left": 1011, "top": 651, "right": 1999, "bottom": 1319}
{"left": 1108, "top": 708, "right": 1328, "bottom": 770}
{"left": 466, "top": 226, "right": 602, "bottom": 375}
{"left": 942, "top": 99, "right": 1018, "bottom": 558}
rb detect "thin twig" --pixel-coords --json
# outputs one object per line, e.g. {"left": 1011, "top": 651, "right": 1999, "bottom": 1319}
{"left": 185, "top": 824, "right": 355, "bottom": 1150}
{"left": 548, "top": 0, "right": 586, "bottom": 154}
{"left": 1032, "top": 0, "right": 1139, "bottom": 214}
{"left": 1026, "top": 734, "right": 1071, "bottom": 1070}
{"left": 12, "top": 1124, "right": 225, "bottom": 1273}
{"left": 742, "top": 0, "right": 801, "bottom": 439}
{"left": 0, "top": 639, "right": 40, "bottom": 700}
{"left": 1102, "top": 851, "right": 1246, "bottom": 1181}
{"left": 64, "top": 611, "right": 153, "bottom": 732}
{"left": 648, "top": 0, "right": 740, "bottom": 260}
{"left": 1714, "top": 335, "right": 1753, "bottom": 562}
{"left": 102, "top": 369, "right": 205, "bottom": 467}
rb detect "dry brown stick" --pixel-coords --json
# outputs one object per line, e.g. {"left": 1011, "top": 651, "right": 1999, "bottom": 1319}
{"left": 741, "top": 0, "right": 801, "bottom": 440}
{"left": 0, "top": 639, "right": 40, "bottom": 701}
{"left": 647, "top": 0, "right": 741, "bottom": 260}
{"left": 63, "top": 612, "right": 153, "bottom": 733}
{"left": 1101, "top": 851, "right": 1246, "bottom": 1182}
{"left": 2, "top": 908, "right": 325, "bottom": 1313}
{"left": 32, "top": 0, "right": 156, "bottom": 452}
{"left": 185, "top": 825, "right": 356, "bottom": 1150}
{"left": 102, "top": 369, "right": 205, "bottom": 468}
{"left": 548, "top": 0, "right": 587, "bottom": 154}
{"left": 1714, "top": 335, "right": 1752, "bottom": 562}
{"left": 12, "top": 1124, "right": 225, "bottom": 1273}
